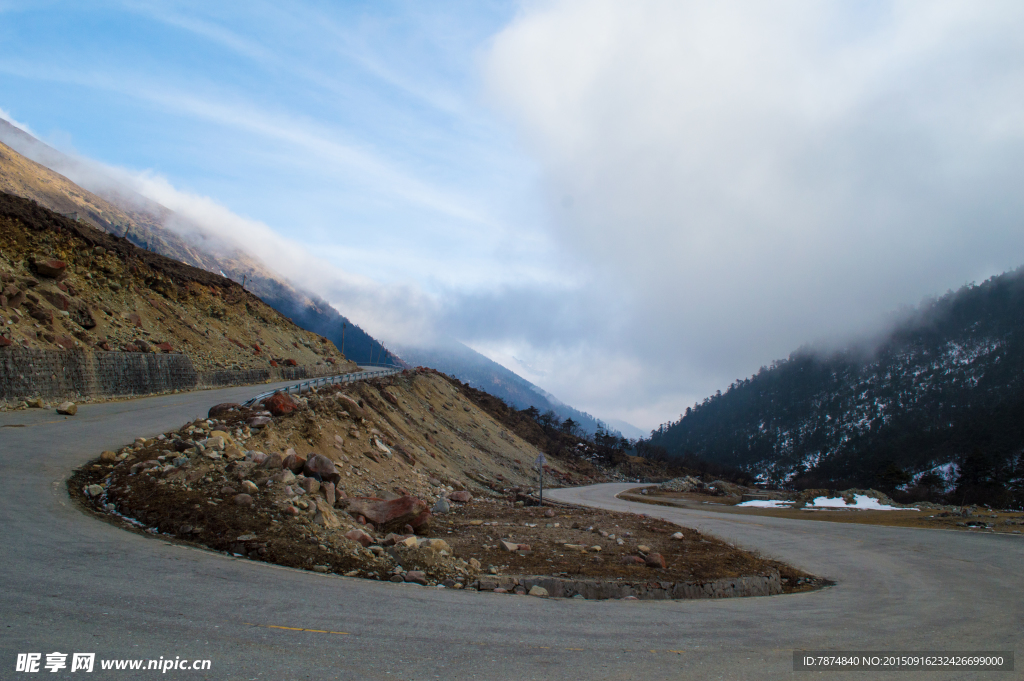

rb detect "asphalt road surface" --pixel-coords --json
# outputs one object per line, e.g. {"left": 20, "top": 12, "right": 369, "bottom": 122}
{"left": 2, "top": 382, "right": 1020, "bottom": 680}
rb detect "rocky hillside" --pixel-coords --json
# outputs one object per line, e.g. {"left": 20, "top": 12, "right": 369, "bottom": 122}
{"left": 0, "top": 191, "right": 356, "bottom": 375}
{"left": 648, "top": 268, "right": 1024, "bottom": 507}
{"left": 0, "top": 127, "right": 397, "bottom": 366}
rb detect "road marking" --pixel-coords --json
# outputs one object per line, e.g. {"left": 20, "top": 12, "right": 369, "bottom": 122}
{"left": 245, "top": 622, "right": 351, "bottom": 635}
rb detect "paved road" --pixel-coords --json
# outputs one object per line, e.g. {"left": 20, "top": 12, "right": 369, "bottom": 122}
{"left": 1, "top": 384, "right": 1020, "bottom": 680}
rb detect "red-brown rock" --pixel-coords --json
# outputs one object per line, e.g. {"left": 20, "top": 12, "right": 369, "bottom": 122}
{"left": 346, "top": 496, "right": 429, "bottom": 530}
{"left": 34, "top": 259, "right": 67, "bottom": 279}
{"left": 42, "top": 290, "right": 69, "bottom": 311}
{"left": 207, "top": 402, "right": 240, "bottom": 418}
{"left": 345, "top": 529, "right": 374, "bottom": 547}
{"left": 321, "top": 481, "right": 336, "bottom": 506}
{"left": 448, "top": 490, "right": 472, "bottom": 503}
{"left": 621, "top": 556, "right": 645, "bottom": 565}
{"left": 282, "top": 451, "right": 306, "bottom": 474}
{"left": 404, "top": 570, "right": 428, "bottom": 586}
{"left": 264, "top": 391, "right": 298, "bottom": 416}
{"left": 128, "top": 312, "right": 143, "bottom": 328}
{"left": 155, "top": 342, "right": 173, "bottom": 353}
{"left": 645, "top": 553, "right": 666, "bottom": 569}
{"left": 283, "top": 358, "right": 298, "bottom": 366}
{"left": 303, "top": 453, "right": 341, "bottom": 485}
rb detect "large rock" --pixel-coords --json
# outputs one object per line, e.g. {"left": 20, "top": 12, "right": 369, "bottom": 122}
{"left": 645, "top": 553, "right": 667, "bottom": 569}
{"left": 282, "top": 452, "right": 306, "bottom": 474}
{"left": 261, "top": 452, "right": 284, "bottom": 469}
{"left": 345, "top": 529, "right": 374, "bottom": 547}
{"left": 264, "top": 392, "right": 299, "bottom": 417}
{"left": 33, "top": 258, "right": 67, "bottom": 279}
{"left": 432, "top": 497, "right": 450, "bottom": 514}
{"left": 336, "top": 394, "right": 365, "bottom": 418}
{"left": 55, "top": 402, "right": 77, "bottom": 415}
{"left": 404, "top": 570, "right": 428, "bottom": 586}
{"left": 303, "top": 454, "right": 341, "bottom": 485}
{"left": 346, "top": 496, "right": 429, "bottom": 531}
{"left": 208, "top": 403, "right": 240, "bottom": 418}
{"left": 321, "top": 481, "right": 336, "bottom": 506}
{"left": 448, "top": 491, "right": 472, "bottom": 503}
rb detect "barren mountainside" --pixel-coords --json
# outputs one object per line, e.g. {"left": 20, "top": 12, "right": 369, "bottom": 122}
{"left": 0, "top": 191, "right": 355, "bottom": 375}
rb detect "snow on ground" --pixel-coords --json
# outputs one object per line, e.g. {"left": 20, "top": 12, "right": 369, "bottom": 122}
{"left": 810, "top": 494, "right": 917, "bottom": 511}
{"left": 735, "top": 500, "right": 793, "bottom": 508}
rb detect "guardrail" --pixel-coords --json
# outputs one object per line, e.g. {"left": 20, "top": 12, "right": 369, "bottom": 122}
{"left": 241, "top": 363, "right": 404, "bottom": 408}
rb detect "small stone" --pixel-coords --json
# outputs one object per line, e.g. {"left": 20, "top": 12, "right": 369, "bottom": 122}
{"left": 671, "top": 532, "right": 684, "bottom": 540}
{"left": 298, "top": 477, "right": 320, "bottom": 494}
{"left": 469, "top": 558, "right": 481, "bottom": 570}
{"left": 241, "top": 480, "right": 258, "bottom": 494}
{"left": 500, "top": 540, "right": 520, "bottom": 552}
{"left": 432, "top": 497, "right": 450, "bottom": 514}
{"left": 449, "top": 490, "right": 472, "bottom": 503}
{"left": 637, "top": 545, "right": 651, "bottom": 554}
{"left": 312, "top": 565, "right": 329, "bottom": 573}
{"left": 233, "top": 493, "right": 254, "bottom": 507}
{"left": 271, "top": 469, "right": 296, "bottom": 484}
{"left": 85, "top": 484, "right": 103, "bottom": 497}
{"left": 27, "top": 397, "right": 45, "bottom": 409}
{"left": 543, "top": 508, "right": 555, "bottom": 517}
{"left": 99, "top": 450, "right": 118, "bottom": 463}
{"left": 528, "top": 585, "right": 549, "bottom": 597}
{"left": 56, "top": 402, "right": 77, "bottom": 415}
{"left": 589, "top": 545, "right": 602, "bottom": 552}
{"left": 469, "top": 519, "right": 483, "bottom": 526}
{"left": 390, "top": 575, "right": 404, "bottom": 583}
{"left": 616, "top": 538, "right": 625, "bottom": 546}
{"left": 493, "top": 588, "right": 508, "bottom": 594}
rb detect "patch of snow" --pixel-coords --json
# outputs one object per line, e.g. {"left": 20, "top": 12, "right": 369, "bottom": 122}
{"left": 810, "top": 494, "right": 917, "bottom": 511}
{"left": 736, "top": 499, "right": 793, "bottom": 508}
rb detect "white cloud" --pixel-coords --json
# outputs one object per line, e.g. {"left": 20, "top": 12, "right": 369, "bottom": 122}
{"left": 481, "top": 0, "right": 1024, "bottom": 426}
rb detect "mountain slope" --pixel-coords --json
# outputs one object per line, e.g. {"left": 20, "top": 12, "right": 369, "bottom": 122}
{"left": 395, "top": 338, "right": 615, "bottom": 437}
{"left": 0, "top": 191, "right": 355, "bottom": 376}
{"left": 648, "top": 269, "right": 1024, "bottom": 506}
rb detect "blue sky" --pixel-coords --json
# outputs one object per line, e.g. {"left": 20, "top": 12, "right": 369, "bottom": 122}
{"left": 2, "top": 1, "right": 1023, "bottom": 431}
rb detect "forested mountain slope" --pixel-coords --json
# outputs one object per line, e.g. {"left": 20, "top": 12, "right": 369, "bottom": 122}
{"left": 649, "top": 269, "right": 1024, "bottom": 506}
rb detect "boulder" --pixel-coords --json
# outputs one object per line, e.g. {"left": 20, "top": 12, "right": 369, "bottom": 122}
{"left": 303, "top": 454, "right": 341, "bottom": 485}
{"left": 345, "top": 529, "right": 374, "bottom": 547}
{"left": 210, "top": 429, "right": 233, "bottom": 444}
{"left": 336, "top": 394, "right": 365, "bottom": 418}
{"left": 85, "top": 484, "right": 104, "bottom": 497}
{"left": 264, "top": 392, "right": 298, "bottom": 417}
{"left": 346, "top": 496, "right": 429, "bottom": 531}
{"left": 55, "top": 402, "right": 77, "bottom": 415}
{"left": 298, "top": 477, "right": 320, "bottom": 494}
{"left": 261, "top": 452, "right": 284, "bottom": 469}
{"left": 282, "top": 452, "right": 306, "bottom": 474}
{"left": 241, "top": 480, "right": 259, "bottom": 494}
{"left": 99, "top": 450, "right": 118, "bottom": 463}
{"left": 645, "top": 553, "right": 666, "bottom": 569}
{"left": 321, "top": 481, "right": 336, "bottom": 506}
{"left": 404, "top": 570, "right": 428, "bottom": 586}
{"left": 528, "top": 585, "right": 549, "bottom": 597}
{"left": 33, "top": 258, "right": 67, "bottom": 279}
{"left": 208, "top": 403, "right": 240, "bottom": 418}
{"left": 432, "top": 497, "right": 450, "bottom": 514}
{"left": 449, "top": 490, "right": 472, "bottom": 503}
{"left": 27, "top": 397, "right": 45, "bottom": 408}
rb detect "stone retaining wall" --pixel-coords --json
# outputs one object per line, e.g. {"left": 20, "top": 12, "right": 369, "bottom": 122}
{"left": 0, "top": 348, "right": 337, "bottom": 401}
{"left": 472, "top": 570, "right": 782, "bottom": 600}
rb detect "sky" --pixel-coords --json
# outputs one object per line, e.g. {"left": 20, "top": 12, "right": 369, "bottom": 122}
{"left": 1, "top": 1, "right": 1023, "bottom": 432}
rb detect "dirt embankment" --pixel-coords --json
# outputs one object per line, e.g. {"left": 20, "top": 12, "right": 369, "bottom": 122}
{"left": 0, "top": 191, "right": 354, "bottom": 375}
{"left": 70, "top": 370, "right": 824, "bottom": 598}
